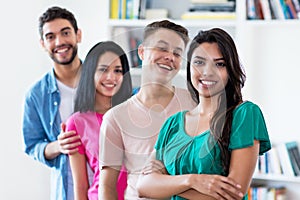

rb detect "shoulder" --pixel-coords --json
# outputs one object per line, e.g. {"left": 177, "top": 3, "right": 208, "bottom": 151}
{"left": 25, "top": 71, "right": 55, "bottom": 98}
{"left": 234, "top": 101, "right": 263, "bottom": 115}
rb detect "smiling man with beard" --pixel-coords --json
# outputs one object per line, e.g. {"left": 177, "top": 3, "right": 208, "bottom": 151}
{"left": 22, "top": 6, "right": 84, "bottom": 200}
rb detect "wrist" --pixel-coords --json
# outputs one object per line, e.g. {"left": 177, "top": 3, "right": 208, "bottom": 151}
{"left": 185, "top": 174, "right": 195, "bottom": 189}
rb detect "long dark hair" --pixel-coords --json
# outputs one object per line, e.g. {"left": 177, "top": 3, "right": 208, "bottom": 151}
{"left": 187, "top": 28, "right": 246, "bottom": 174}
{"left": 74, "top": 41, "right": 132, "bottom": 113}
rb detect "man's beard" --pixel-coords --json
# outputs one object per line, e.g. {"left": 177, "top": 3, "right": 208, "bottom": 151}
{"left": 50, "top": 45, "right": 78, "bottom": 65}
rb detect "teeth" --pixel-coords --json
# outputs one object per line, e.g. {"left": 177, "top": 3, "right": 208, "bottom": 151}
{"left": 56, "top": 47, "right": 69, "bottom": 53}
{"left": 159, "top": 64, "right": 173, "bottom": 71}
{"left": 103, "top": 83, "right": 115, "bottom": 88}
{"left": 201, "top": 80, "right": 216, "bottom": 85}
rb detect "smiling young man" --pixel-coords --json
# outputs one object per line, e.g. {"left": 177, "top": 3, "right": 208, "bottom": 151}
{"left": 22, "top": 6, "right": 84, "bottom": 200}
{"left": 99, "top": 20, "right": 197, "bottom": 200}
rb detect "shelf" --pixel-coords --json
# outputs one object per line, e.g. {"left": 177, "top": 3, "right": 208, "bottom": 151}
{"left": 108, "top": 18, "right": 238, "bottom": 28}
{"left": 252, "top": 173, "right": 300, "bottom": 184}
{"left": 245, "top": 19, "right": 300, "bottom": 26}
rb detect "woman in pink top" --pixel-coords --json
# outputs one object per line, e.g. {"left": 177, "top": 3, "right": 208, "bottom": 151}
{"left": 65, "top": 41, "right": 132, "bottom": 200}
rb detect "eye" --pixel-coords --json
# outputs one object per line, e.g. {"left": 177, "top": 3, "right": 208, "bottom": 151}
{"left": 45, "top": 34, "right": 54, "bottom": 41}
{"left": 193, "top": 59, "right": 205, "bottom": 66}
{"left": 115, "top": 69, "right": 123, "bottom": 74}
{"left": 97, "top": 67, "right": 107, "bottom": 72}
{"left": 173, "top": 51, "right": 182, "bottom": 57}
{"left": 216, "top": 62, "right": 226, "bottom": 68}
{"left": 156, "top": 46, "right": 168, "bottom": 52}
{"left": 62, "top": 30, "right": 71, "bottom": 37}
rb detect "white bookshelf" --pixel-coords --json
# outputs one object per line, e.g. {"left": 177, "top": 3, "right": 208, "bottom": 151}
{"left": 101, "top": 0, "right": 300, "bottom": 198}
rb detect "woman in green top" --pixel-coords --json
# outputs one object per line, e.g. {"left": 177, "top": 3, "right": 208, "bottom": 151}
{"left": 137, "top": 28, "right": 271, "bottom": 200}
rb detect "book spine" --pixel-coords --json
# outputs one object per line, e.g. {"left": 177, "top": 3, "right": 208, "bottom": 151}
{"left": 247, "top": 0, "right": 258, "bottom": 19}
{"left": 110, "top": 0, "right": 119, "bottom": 19}
{"left": 260, "top": 0, "right": 272, "bottom": 19}
{"left": 126, "top": 0, "right": 134, "bottom": 19}
{"left": 286, "top": 141, "right": 300, "bottom": 176}
{"left": 276, "top": 142, "right": 295, "bottom": 176}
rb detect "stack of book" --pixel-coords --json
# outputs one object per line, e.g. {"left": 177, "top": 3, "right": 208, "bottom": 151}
{"left": 181, "top": 0, "right": 236, "bottom": 20}
{"left": 256, "top": 141, "right": 300, "bottom": 177}
{"left": 248, "top": 186, "right": 286, "bottom": 200}
{"left": 110, "top": 0, "right": 148, "bottom": 19}
{"left": 246, "top": 0, "right": 300, "bottom": 20}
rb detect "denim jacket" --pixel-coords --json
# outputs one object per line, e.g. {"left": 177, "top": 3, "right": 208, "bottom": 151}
{"left": 22, "top": 69, "right": 68, "bottom": 200}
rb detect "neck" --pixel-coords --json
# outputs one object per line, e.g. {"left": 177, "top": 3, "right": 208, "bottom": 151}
{"left": 196, "top": 95, "right": 220, "bottom": 116}
{"left": 54, "top": 57, "right": 81, "bottom": 88}
{"left": 94, "top": 95, "right": 112, "bottom": 114}
{"left": 136, "top": 84, "right": 175, "bottom": 110}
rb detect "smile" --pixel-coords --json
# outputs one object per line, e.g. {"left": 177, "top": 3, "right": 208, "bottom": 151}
{"left": 200, "top": 80, "right": 217, "bottom": 86}
{"left": 158, "top": 63, "right": 174, "bottom": 71}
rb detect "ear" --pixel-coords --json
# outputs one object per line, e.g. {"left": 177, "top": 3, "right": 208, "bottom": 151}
{"left": 76, "top": 28, "right": 82, "bottom": 43}
{"left": 40, "top": 39, "right": 46, "bottom": 50}
{"left": 137, "top": 44, "right": 144, "bottom": 60}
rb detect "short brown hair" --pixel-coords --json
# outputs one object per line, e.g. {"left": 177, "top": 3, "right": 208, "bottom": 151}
{"left": 143, "top": 20, "right": 189, "bottom": 46}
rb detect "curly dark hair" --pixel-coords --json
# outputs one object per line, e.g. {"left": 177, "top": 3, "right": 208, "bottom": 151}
{"left": 38, "top": 6, "right": 78, "bottom": 39}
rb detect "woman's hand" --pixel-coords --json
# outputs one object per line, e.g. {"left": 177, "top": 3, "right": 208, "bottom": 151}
{"left": 142, "top": 159, "right": 167, "bottom": 175}
{"left": 189, "top": 174, "right": 243, "bottom": 200}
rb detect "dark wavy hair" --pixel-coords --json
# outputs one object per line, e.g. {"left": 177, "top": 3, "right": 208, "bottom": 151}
{"left": 186, "top": 28, "right": 246, "bottom": 174}
{"left": 39, "top": 6, "right": 78, "bottom": 39}
{"left": 74, "top": 41, "right": 132, "bottom": 113}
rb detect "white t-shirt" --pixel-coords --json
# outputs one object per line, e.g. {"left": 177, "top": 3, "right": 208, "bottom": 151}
{"left": 56, "top": 80, "right": 77, "bottom": 200}
{"left": 56, "top": 80, "right": 77, "bottom": 123}
{"left": 100, "top": 87, "right": 197, "bottom": 199}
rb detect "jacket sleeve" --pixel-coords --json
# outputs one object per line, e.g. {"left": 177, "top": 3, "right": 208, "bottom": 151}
{"left": 22, "top": 91, "right": 58, "bottom": 168}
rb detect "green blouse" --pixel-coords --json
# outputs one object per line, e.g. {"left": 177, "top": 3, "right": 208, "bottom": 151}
{"left": 155, "top": 101, "right": 271, "bottom": 200}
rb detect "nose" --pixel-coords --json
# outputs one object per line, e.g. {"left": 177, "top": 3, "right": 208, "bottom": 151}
{"left": 164, "top": 51, "right": 175, "bottom": 62}
{"left": 202, "top": 63, "right": 214, "bottom": 76}
{"left": 105, "top": 70, "right": 116, "bottom": 80}
{"left": 55, "top": 35, "right": 64, "bottom": 46}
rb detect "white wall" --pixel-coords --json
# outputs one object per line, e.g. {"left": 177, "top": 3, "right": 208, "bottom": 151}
{"left": 0, "top": 0, "right": 104, "bottom": 199}
{"left": 240, "top": 24, "right": 300, "bottom": 144}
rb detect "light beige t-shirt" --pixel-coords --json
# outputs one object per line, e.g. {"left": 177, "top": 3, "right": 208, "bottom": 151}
{"left": 100, "top": 87, "right": 196, "bottom": 200}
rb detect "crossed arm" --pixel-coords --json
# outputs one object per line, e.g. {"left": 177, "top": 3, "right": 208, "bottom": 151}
{"left": 137, "top": 140, "right": 260, "bottom": 200}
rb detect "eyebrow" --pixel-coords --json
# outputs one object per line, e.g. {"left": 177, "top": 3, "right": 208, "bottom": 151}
{"left": 157, "top": 40, "right": 183, "bottom": 52}
{"left": 193, "top": 56, "right": 224, "bottom": 61}
{"left": 44, "top": 27, "right": 72, "bottom": 38}
{"left": 97, "top": 64, "right": 122, "bottom": 68}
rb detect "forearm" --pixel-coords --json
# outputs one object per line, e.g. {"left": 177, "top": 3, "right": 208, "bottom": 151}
{"left": 99, "top": 185, "right": 118, "bottom": 200}
{"left": 99, "top": 166, "right": 120, "bottom": 200}
{"left": 137, "top": 172, "right": 191, "bottom": 199}
{"left": 228, "top": 140, "right": 260, "bottom": 196}
{"left": 70, "top": 153, "right": 89, "bottom": 200}
{"left": 74, "top": 188, "right": 88, "bottom": 200}
{"left": 44, "top": 140, "right": 61, "bottom": 160}
{"left": 178, "top": 189, "right": 215, "bottom": 200}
